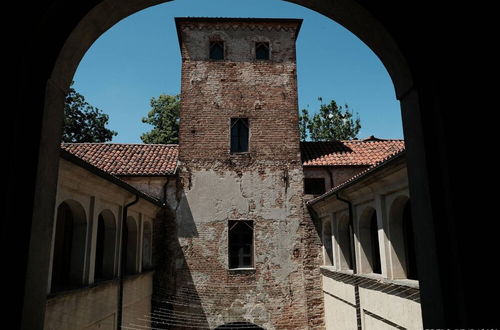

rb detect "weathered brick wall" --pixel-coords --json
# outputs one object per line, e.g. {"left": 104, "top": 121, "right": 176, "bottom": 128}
{"left": 151, "top": 18, "right": 324, "bottom": 329}
{"left": 177, "top": 19, "right": 301, "bottom": 164}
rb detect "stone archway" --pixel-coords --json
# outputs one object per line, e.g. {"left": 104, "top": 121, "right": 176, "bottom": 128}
{"left": 18, "top": 1, "right": 449, "bottom": 329}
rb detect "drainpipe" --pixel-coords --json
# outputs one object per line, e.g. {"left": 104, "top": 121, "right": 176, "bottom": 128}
{"left": 335, "top": 192, "right": 361, "bottom": 330}
{"left": 335, "top": 193, "right": 356, "bottom": 273}
{"left": 117, "top": 195, "right": 139, "bottom": 330}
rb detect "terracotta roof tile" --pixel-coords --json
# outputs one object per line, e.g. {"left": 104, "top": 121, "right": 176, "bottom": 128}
{"left": 61, "top": 143, "right": 178, "bottom": 176}
{"left": 301, "top": 137, "right": 405, "bottom": 167}
{"left": 307, "top": 149, "right": 406, "bottom": 206}
{"left": 62, "top": 137, "right": 402, "bottom": 176}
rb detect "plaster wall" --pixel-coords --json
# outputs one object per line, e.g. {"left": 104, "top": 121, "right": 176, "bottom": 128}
{"left": 323, "top": 293, "right": 358, "bottom": 330}
{"left": 120, "top": 176, "right": 172, "bottom": 200}
{"left": 44, "top": 272, "right": 153, "bottom": 330}
{"left": 360, "top": 286, "right": 422, "bottom": 329}
{"left": 313, "top": 157, "right": 422, "bottom": 329}
{"left": 168, "top": 164, "right": 312, "bottom": 329}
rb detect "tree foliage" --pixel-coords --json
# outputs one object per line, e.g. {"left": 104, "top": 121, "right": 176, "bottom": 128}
{"left": 299, "top": 97, "right": 361, "bottom": 141}
{"left": 62, "top": 83, "right": 117, "bottom": 143}
{"left": 141, "top": 94, "right": 180, "bottom": 144}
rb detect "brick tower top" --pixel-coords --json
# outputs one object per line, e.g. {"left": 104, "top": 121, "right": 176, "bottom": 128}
{"left": 176, "top": 17, "right": 303, "bottom": 164}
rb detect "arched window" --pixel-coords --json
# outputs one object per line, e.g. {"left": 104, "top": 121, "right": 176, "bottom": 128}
{"left": 142, "top": 221, "right": 152, "bottom": 270}
{"left": 322, "top": 219, "right": 333, "bottom": 266}
{"left": 51, "top": 200, "right": 87, "bottom": 292}
{"left": 388, "top": 197, "right": 418, "bottom": 280}
{"left": 124, "top": 216, "right": 139, "bottom": 275}
{"left": 94, "top": 210, "right": 117, "bottom": 281}
{"left": 359, "top": 207, "right": 381, "bottom": 274}
{"left": 338, "top": 215, "right": 354, "bottom": 270}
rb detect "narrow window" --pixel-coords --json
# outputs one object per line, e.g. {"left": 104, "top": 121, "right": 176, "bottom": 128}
{"left": 51, "top": 200, "right": 87, "bottom": 292}
{"left": 230, "top": 118, "right": 249, "bottom": 153}
{"left": 323, "top": 219, "right": 333, "bottom": 266}
{"left": 94, "top": 215, "right": 105, "bottom": 280}
{"left": 304, "top": 178, "right": 326, "bottom": 195}
{"left": 51, "top": 202, "right": 74, "bottom": 291}
{"left": 370, "top": 212, "right": 382, "bottom": 274}
{"left": 209, "top": 41, "right": 224, "bottom": 60}
{"left": 359, "top": 208, "right": 381, "bottom": 274}
{"left": 255, "top": 42, "right": 269, "bottom": 60}
{"left": 94, "top": 210, "right": 116, "bottom": 281}
{"left": 124, "top": 216, "right": 138, "bottom": 275}
{"left": 338, "top": 215, "right": 354, "bottom": 270}
{"left": 228, "top": 220, "right": 253, "bottom": 269}
{"left": 142, "top": 222, "right": 152, "bottom": 270}
{"left": 403, "top": 202, "right": 418, "bottom": 280}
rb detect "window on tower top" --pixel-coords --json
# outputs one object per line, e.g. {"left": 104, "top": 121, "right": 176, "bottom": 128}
{"left": 255, "top": 42, "right": 270, "bottom": 60}
{"left": 209, "top": 41, "right": 224, "bottom": 60}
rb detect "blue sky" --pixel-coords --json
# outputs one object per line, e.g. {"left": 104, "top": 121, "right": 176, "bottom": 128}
{"left": 72, "top": 0, "right": 403, "bottom": 143}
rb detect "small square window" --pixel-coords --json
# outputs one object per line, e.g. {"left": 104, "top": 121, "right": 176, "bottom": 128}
{"left": 255, "top": 42, "right": 269, "bottom": 60}
{"left": 209, "top": 41, "right": 224, "bottom": 60}
{"left": 304, "top": 178, "right": 326, "bottom": 195}
{"left": 230, "top": 118, "right": 249, "bottom": 153}
{"left": 228, "top": 220, "right": 254, "bottom": 269}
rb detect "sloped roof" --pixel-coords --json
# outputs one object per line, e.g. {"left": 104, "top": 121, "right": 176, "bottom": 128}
{"left": 301, "top": 137, "right": 405, "bottom": 167}
{"left": 307, "top": 149, "right": 406, "bottom": 206}
{"left": 60, "top": 148, "right": 165, "bottom": 207}
{"left": 61, "top": 143, "right": 178, "bottom": 176}
{"left": 61, "top": 137, "right": 403, "bottom": 176}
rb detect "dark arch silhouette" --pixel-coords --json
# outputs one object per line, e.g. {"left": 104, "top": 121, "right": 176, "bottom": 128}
{"left": 215, "top": 322, "right": 264, "bottom": 329}
{"left": 9, "top": 0, "right": 484, "bottom": 328}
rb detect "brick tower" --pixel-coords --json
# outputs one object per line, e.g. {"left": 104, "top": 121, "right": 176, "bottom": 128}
{"left": 160, "top": 17, "right": 322, "bottom": 329}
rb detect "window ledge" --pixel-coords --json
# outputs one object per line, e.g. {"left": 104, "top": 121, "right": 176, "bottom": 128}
{"left": 320, "top": 266, "right": 419, "bottom": 290}
{"left": 228, "top": 267, "right": 256, "bottom": 272}
{"left": 229, "top": 152, "right": 251, "bottom": 156}
{"left": 320, "top": 266, "right": 354, "bottom": 275}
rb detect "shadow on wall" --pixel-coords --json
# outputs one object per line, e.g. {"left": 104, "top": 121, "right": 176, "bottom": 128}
{"left": 176, "top": 188, "right": 199, "bottom": 238}
{"left": 152, "top": 204, "right": 209, "bottom": 329}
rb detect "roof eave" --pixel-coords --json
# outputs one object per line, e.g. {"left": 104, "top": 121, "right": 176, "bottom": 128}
{"left": 306, "top": 150, "right": 406, "bottom": 207}
{"left": 60, "top": 148, "right": 166, "bottom": 208}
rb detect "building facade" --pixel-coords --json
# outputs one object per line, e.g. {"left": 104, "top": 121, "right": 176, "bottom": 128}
{"left": 307, "top": 151, "right": 422, "bottom": 330}
{"left": 44, "top": 17, "right": 422, "bottom": 330}
{"left": 166, "top": 17, "right": 321, "bottom": 329}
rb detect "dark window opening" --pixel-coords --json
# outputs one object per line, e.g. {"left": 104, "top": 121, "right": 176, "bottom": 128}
{"left": 209, "top": 41, "right": 224, "bottom": 60}
{"left": 323, "top": 221, "right": 333, "bottom": 266}
{"left": 94, "top": 215, "right": 105, "bottom": 280}
{"left": 370, "top": 212, "right": 382, "bottom": 274}
{"left": 216, "top": 323, "right": 264, "bottom": 330}
{"left": 403, "top": 202, "right": 418, "bottom": 280}
{"left": 304, "top": 178, "right": 326, "bottom": 195}
{"left": 51, "top": 203, "right": 74, "bottom": 291}
{"left": 230, "top": 118, "right": 249, "bottom": 153}
{"left": 142, "top": 222, "right": 152, "bottom": 270}
{"left": 124, "top": 218, "right": 138, "bottom": 275}
{"left": 228, "top": 220, "right": 253, "bottom": 269}
{"left": 255, "top": 42, "right": 269, "bottom": 60}
{"left": 338, "top": 216, "right": 355, "bottom": 270}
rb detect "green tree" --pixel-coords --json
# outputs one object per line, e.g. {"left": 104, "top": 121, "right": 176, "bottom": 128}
{"left": 141, "top": 94, "right": 180, "bottom": 144}
{"left": 62, "top": 83, "right": 117, "bottom": 142}
{"left": 299, "top": 97, "right": 361, "bottom": 141}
